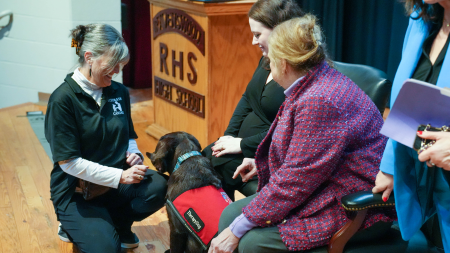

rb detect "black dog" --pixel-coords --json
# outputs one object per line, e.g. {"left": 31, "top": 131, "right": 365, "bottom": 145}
{"left": 146, "top": 132, "right": 224, "bottom": 253}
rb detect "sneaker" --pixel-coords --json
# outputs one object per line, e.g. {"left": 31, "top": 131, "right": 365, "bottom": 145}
{"left": 58, "top": 223, "right": 71, "bottom": 243}
{"left": 119, "top": 230, "right": 140, "bottom": 249}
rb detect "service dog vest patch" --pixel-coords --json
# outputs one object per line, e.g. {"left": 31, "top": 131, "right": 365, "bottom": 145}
{"left": 166, "top": 185, "right": 232, "bottom": 250}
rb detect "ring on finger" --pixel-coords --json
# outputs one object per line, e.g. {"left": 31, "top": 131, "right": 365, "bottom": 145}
{"left": 138, "top": 175, "right": 143, "bottom": 180}
{"left": 427, "top": 160, "right": 435, "bottom": 167}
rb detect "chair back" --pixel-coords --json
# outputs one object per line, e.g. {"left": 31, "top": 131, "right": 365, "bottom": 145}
{"left": 333, "top": 61, "right": 392, "bottom": 115}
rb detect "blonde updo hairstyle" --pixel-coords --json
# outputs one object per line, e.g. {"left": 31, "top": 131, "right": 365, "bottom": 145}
{"left": 268, "top": 14, "right": 329, "bottom": 74}
{"left": 70, "top": 23, "right": 130, "bottom": 73}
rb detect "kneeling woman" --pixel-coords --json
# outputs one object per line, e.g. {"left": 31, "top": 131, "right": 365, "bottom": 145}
{"left": 209, "top": 15, "right": 395, "bottom": 253}
{"left": 45, "top": 24, "right": 167, "bottom": 253}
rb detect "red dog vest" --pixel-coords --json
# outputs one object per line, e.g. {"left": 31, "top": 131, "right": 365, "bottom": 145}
{"left": 166, "top": 185, "right": 232, "bottom": 250}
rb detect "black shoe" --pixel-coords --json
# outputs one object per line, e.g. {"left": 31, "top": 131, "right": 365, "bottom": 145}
{"left": 119, "top": 230, "right": 140, "bottom": 249}
{"left": 58, "top": 223, "right": 71, "bottom": 243}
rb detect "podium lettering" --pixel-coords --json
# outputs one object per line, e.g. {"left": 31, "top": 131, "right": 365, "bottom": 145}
{"left": 154, "top": 77, "right": 205, "bottom": 118}
{"left": 160, "top": 43, "right": 169, "bottom": 75}
{"left": 172, "top": 50, "right": 184, "bottom": 80}
{"left": 188, "top": 52, "right": 197, "bottom": 85}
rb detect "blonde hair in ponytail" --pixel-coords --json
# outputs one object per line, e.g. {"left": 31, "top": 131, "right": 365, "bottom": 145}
{"left": 268, "top": 14, "right": 329, "bottom": 73}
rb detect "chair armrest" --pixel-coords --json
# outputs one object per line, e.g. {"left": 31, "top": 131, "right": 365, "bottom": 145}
{"left": 341, "top": 190, "right": 395, "bottom": 211}
{"left": 327, "top": 191, "right": 395, "bottom": 253}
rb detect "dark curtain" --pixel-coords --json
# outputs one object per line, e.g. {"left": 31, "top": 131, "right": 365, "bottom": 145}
{"left": 121, "top": 0, "right": 152, "bottom": 88}
{"left": 297, "top": 0, "right": 410, "bottom": 82}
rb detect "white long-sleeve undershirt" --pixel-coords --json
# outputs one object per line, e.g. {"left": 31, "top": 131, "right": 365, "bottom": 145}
{"left": 59, "top": 139, "right": 142, "bottom": 188}
{"left": 60, "top": 71, "right": 143, "bottom": 188}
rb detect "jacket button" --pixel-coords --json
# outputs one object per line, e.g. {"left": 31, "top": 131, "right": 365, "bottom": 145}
{"left": 281, "top": 219, "right": 287, "bottom": 224}
{"left": 266, "top": 220, "right": 271, "bottom": 225}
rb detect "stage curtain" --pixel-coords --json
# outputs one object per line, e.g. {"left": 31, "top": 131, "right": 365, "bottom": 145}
{"left": 297, "top": 0, "right": 409, "bottom": 83}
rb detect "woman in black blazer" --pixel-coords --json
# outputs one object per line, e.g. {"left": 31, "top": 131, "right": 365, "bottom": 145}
{"left": 203, "top": 0, "right": 304, "bottom": 200}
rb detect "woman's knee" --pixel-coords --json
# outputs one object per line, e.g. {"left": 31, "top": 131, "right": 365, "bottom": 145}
{"left": 219, "top": 195, "right": 257, "bottom": 232}
{"left": 238, "top": 226, "right": 288, "bottom": 253}
{"left": 143, "top": 171, "right": 167, "bottom": 204}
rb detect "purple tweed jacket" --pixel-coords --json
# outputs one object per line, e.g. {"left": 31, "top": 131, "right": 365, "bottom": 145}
{"left": 242, "top": 62, "right": 396, "bottom": 251}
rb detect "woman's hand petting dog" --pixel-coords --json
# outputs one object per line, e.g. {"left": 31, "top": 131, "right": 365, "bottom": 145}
{"left": 212, "top": 136, "right": 243, "bottom": 157}
{"left": 233, "top": 158, "right": 257, "bottom": 182}
{"left": 208, "top": 228, "right": 239, "bottom": 253}
{"left": 120, "top": 165, "right": 147, "bottom": 184}
{"left": 126, "top": 151, "right": 143, "bottom": 166}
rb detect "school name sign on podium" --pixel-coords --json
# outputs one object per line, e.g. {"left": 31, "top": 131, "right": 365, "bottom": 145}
{"left": 147, "top": 0, "right": 259, "bottom": 147}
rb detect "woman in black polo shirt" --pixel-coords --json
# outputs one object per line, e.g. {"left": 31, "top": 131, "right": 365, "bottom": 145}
{"left": 45, "top": 24, "right": 167, "bottom": 253}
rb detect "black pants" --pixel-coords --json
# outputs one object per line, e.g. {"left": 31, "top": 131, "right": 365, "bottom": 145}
{"left": 203, "top": 143, "right": 258, "bottom": 201}
{"left": 56, "top": 170, "right": 167, "bottom": 253}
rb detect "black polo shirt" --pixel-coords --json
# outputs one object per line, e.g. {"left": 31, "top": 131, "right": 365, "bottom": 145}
{"left": 45, "top": 73, "right": 138, "bottom": 212}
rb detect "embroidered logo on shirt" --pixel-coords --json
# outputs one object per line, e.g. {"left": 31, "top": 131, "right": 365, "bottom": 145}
{"left": 184, "top": 208, "right": 205, "bottom": 232}
{"left": 109, "top": 97, "right": 124, "bottom": 115}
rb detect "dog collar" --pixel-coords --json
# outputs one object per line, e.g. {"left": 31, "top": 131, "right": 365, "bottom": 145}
{"left": 174, "top": 151, "right": 202, "bottom": 172}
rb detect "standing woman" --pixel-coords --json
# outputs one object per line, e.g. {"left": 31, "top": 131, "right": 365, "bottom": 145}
{"left": 203, "top": 0, "right": 304, "bottom": 200}
{"left": 373, "top": 0, "right": 450, "bottom": 251}
{"left": 209, "top": 15, "right": 395, "bottom": 253}
{"left": 45, "top": 24, "right": 167, "bottom": 253}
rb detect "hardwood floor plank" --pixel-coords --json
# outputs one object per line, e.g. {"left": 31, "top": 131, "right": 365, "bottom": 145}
{"left": 124, "top": 241, "right": 167, "bottom": 253}
{"left": 10, "top": 105, "right": 57, "bottom": 223}
{"left": 0, "top": 111, "right": 24, "bottom": 172}
{"left": 58, "top": 241, "right": 79, "bottom": 253}
{"left": 137, "top": 208, "right": 170, "bottom": 249}
{"left": 2, "top": 171, "right": 41, "bottom": 253}
{"left": 15, "top": 166, "right": 58, "bottom": 253}
{"left": 0, "top": 207, "right": 21, "bottom": 253}
{"left": 0, "top": 171, "right": 11, "bottom": 208}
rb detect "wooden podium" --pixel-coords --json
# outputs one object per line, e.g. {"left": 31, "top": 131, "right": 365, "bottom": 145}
{"left": 146, "top": 0, "right": 260, "bottom": 148}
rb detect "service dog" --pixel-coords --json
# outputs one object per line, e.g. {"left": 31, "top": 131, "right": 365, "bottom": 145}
{"left": 146, "top": 132, "right": 231, "bottom": 253}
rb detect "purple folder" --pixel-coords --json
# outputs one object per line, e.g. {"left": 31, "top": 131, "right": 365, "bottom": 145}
{"left": 380, "top": 79, "right": 450, "bottom": 148}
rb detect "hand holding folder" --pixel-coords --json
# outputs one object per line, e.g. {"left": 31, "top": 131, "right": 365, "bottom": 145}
{"left": 380, "top": 79, "right": 450, "bottom": 149}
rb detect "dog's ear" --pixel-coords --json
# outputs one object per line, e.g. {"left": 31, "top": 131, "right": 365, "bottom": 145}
{"left": 146, "top": 152, "right": 156, "bottom": 163}
{"left": 185, "top": 132, "right": 202, "bottom": 151}
{"left": 146, "top": 152, "right": 162, "bottom": 172}
{"left": 149, "top": 136, "right": 178, "bottom": 174}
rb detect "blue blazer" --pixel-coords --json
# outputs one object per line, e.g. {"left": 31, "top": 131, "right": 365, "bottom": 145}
{"left": 379, "top": 14, "right": 450, "bottom": 250}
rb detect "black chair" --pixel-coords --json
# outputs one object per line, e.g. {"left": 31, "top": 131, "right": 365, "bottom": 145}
{"left": 301, "top": 62, "right": 443, "bottom": 253}
{"left": 333, "top": 61, "right": 391, "bottom": 115}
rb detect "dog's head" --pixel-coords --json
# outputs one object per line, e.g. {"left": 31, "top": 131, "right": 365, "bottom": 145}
{"left": 146, "top": 131, "right": 202, "bottom": 175}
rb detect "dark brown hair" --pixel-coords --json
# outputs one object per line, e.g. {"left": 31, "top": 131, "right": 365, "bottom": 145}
{"left": 403, "top": 0, "right": 444, "bottom": 23}
{"left": 248, "top": 0, "right": 305, "bottom": 29}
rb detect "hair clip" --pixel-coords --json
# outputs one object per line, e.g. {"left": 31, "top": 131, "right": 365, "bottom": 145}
{"left": 71, "top": 38, "right": 81, "bottom": 55}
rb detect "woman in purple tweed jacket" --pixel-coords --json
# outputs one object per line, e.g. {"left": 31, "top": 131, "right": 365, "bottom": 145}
{"left": 208, "top": 15, "right": 396, "bottom": 253}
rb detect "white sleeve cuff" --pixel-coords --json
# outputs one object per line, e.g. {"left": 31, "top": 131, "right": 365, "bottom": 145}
{"left": 59, "top": 157, "right": 122, "bottom": 188}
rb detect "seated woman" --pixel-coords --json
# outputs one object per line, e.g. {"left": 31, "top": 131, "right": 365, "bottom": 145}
{"left": 203, "top": 0, "right": 304, "bottom": 200}
{"left": 45, "top": 24, "right": 167, "bottom": 253}
{"left": 208, "top": 15, "right": 396, "bottom": 253}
